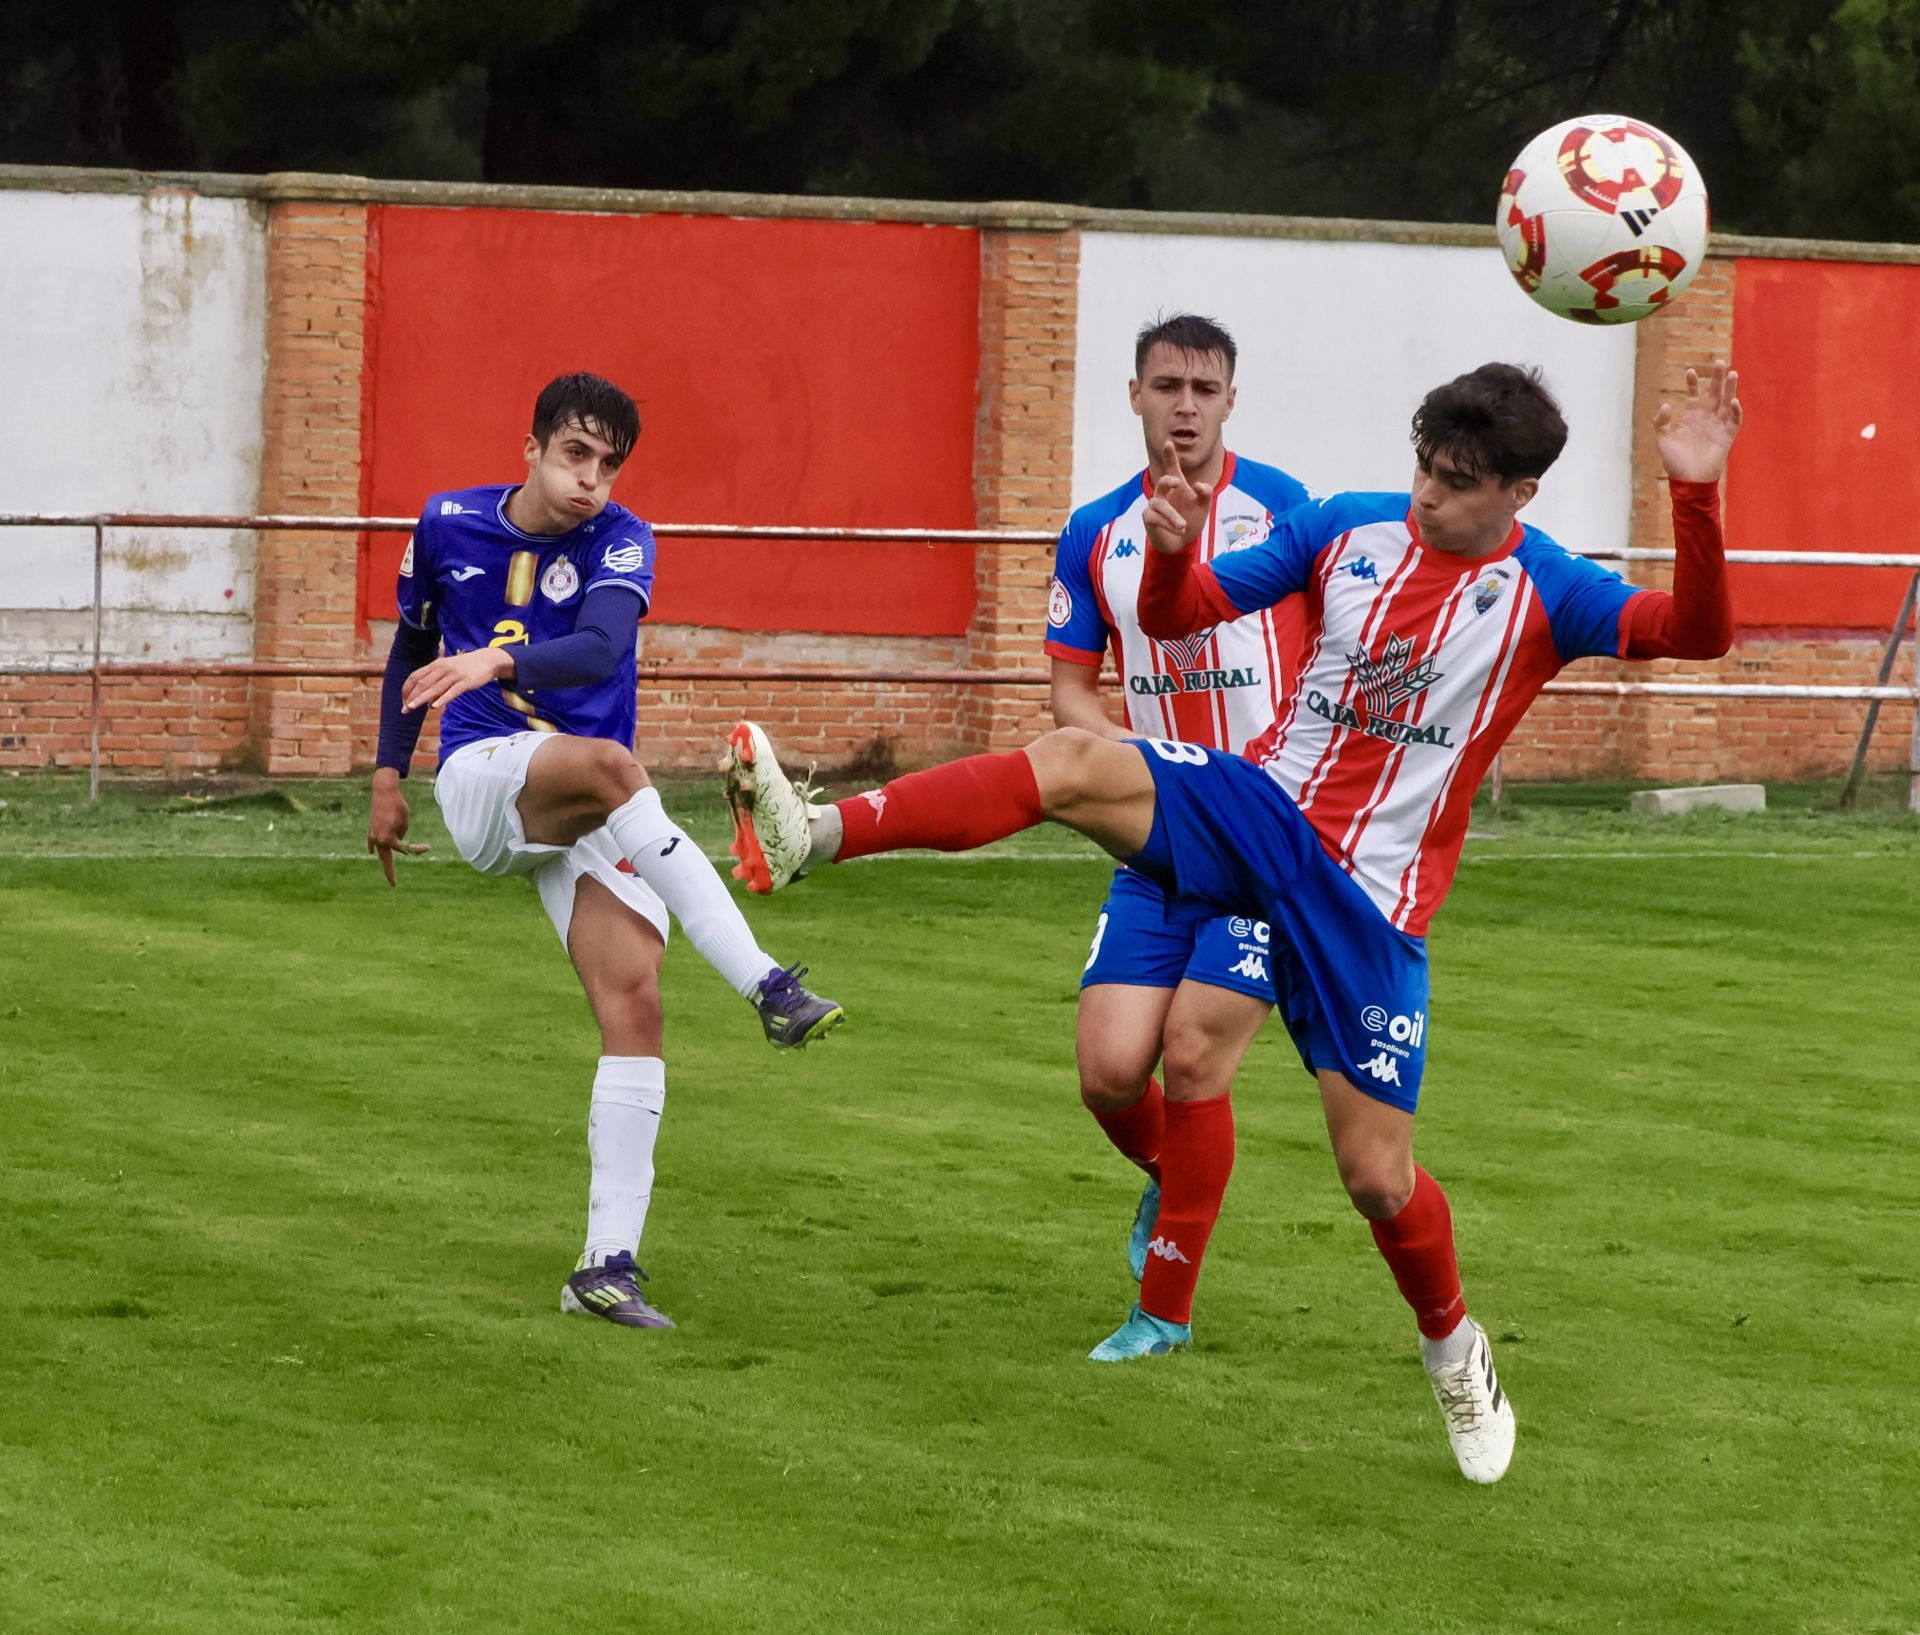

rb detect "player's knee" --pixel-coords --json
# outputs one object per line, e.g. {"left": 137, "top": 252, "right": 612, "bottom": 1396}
{"left": 1027, "top": 726, "right": 1106, "bottom": 811}
{"left": 582, "top": 738, "right": 645, "bottom": 811}
{"left": 599, "top": 966, "right": 662, "bottom": 1035}
{"left": 1338, "top": 1157, "right": 1413, "bottom": 1222}
{"left": 1077, "top": 1059, "right": 1152, "bottom": 1115}
{"left": 1160, "top": 1021, "right": 1235, "bottom": 1100}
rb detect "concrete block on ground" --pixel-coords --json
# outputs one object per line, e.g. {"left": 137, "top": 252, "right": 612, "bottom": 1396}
{"left": 1630, "top": 783, "right": 1767, "bottom": 816}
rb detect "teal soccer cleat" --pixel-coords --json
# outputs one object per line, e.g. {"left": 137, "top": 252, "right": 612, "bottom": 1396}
{"left": 1126, "top": 1176, "right": 1162, "bottom": 1282}
{"left": 1088, "top": 1303, "right": 1192, "bottom": 1362}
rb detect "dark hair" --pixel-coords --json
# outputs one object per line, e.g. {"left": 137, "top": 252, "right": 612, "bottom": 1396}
{"left": 531, "top": 373, "right": 640, "bottom": 461}
{"left": 1410, "top": 363, "right": 1566, "bottom": 484}
{"left": 1134, "top": 313, "right": 1238, "bottom": 379}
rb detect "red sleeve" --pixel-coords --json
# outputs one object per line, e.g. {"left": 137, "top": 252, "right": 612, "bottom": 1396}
{"left": 1620, "top": 479, "right": 1734, "bottom": 660}
{"left": 1139, "top": 543, "right": 1242, "bottom": 638}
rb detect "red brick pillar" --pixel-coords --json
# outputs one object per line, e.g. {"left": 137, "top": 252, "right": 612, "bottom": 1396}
{"left": 1621, "top": 256, "right": 1737, "bottom": 779}
{"left": 249, "top": 180, "right": 372, "bottom": 774}
{"left": 965, "top": 216, "right": 1080, "bottom": 753}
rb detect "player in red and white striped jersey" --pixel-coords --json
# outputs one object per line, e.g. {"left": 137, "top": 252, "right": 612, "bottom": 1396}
{"left": 1046, "top": 314, "right": 1313, "bottom": 1358}
{"left": 725, "top": 360, "right": 1741, "bottom": 1482}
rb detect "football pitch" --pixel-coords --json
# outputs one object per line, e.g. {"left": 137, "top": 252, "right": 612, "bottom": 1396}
{"left": 3, "top": 771, "right": 1917, "bottom": 1634}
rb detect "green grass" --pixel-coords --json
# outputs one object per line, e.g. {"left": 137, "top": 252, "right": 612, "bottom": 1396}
{"left": 2, "top": 773, "right": 1917, "bottom": 1633}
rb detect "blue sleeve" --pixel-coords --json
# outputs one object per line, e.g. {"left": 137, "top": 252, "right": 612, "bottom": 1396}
{"left": 1046, "top": 511, "right": 1110, "bottom": 658}
{"left": 1209, "top": 492, "right": 1399, "bottom": 614}
{"left": 1517, "top": 536, "right": 1639, "bottom": 662}
{"left": 511, "top": 584, "right": 640, "bottom": 692}
{"left": 582, "top": 518, "right": 656, "bottom": 613}
{"left": 375, "top": 620, "right": 441, "bottom": 775}
{"left": 394, "top": 508, "right": 438, "bottom": 631}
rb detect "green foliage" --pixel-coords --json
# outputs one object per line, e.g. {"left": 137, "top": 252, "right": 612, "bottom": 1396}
{"left": 3, "top": 0, "right": 1917, "bottom": 238}
{"left": 1739, "top": 0, "right": 1920, "bottom": 240}
{"left": 0, "top": 778, "right": 1917, "bottom": 1630}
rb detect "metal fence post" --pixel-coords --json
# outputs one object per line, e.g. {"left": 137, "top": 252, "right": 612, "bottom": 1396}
{"left": 89, "top": 517, "right": 104, "bottom": 802}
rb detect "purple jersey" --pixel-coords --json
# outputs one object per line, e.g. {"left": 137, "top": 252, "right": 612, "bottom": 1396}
{"left": 395, "top": 485, "right": 656, "bottom": 762}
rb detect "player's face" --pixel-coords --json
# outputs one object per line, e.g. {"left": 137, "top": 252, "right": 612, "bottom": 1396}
{"left": 519, "top": 418, "right": 626, "bottom": 532}
{"left": 1410, "top": 452, "right": 1538, "bottom": 558}
{"left": 1130, "top": 344, "right": 1235, "bottom": 478}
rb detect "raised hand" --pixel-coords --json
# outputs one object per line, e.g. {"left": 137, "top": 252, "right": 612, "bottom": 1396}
{"left": 1143, "top": 438, "right": 1215, "bottom": 554}
{"left": 1655, "top": 361, "right": 1742, "bottom": 484}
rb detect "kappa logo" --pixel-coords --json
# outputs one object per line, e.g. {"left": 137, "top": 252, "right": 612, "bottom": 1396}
{"left": 1348, "top": 557, "right": 1380, "bottom": 583}
{"left": 602, "top": 541, "right": 649, "bottom": 573}
{"left": 860, "top": 789, "right": 887, "bottom": 819}
{"left": 1111, "top": 541, "right": 1140, "bottom": 559}
{"left": 1360, "top": 1051, "right": 1403, "bottom": 1087}
{"left": 1146, "top": 1235, "right": 1192, "bottom": 1265}
{"left": 448, "top": 565, "right": 485, "bottom": 582}
{"left": 1230, "top": 951, "right": 1268, "bottom": 983}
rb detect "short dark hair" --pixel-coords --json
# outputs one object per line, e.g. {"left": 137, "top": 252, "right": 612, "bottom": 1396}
{"left": 1134, "top": 313, "right": 1237, "bottom": 379}
{"left": 531, "top": 373, "right": 640, "bottom": 461}
{"left": 1410, "top": 363, "right": 1566, "bottom": 484}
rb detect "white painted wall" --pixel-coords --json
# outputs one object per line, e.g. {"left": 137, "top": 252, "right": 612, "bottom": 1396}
{"left": 0, "top": 189, "right": 268, "bottom": 662}
{"left": 1072, "top": 232, "right": 1637, "bottom": 557}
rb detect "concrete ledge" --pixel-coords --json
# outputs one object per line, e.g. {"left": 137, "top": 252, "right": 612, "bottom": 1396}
{"left": 1631, "top": 783, "right": 1767, "bottom": 816}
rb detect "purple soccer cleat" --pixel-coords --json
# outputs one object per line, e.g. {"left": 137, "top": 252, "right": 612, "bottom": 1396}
{"left": 754, "top": 963, "right": 845, "bottom": 1050}
{"left": 561, "top": 1251, "right": 675, "bottom": 1329}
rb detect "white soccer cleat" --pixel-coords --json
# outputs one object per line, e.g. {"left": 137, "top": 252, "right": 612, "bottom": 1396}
{"left": 1425, "top": 1320, "right": 1516, "bottom": 1484}
{"left": 723, "top": 721, "right": 816, "bottom": 894}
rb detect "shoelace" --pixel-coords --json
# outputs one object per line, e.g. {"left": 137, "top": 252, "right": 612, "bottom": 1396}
{"left": 1430, "top": 1358, "right": 1490, "bottom": 1434}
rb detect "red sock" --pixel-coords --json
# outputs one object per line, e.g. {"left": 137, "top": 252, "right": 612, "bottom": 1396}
{"left": 1138, "top": 1093, "right": 1235, "bottom": 1325}
{"left": 833, "top": 750, "right": 1042, "bottom": 860}
{"left": 1088, "top": 1077, "right": 1165, "bottom": 1182}
{"left": 1369, "top": 1164, "right": 1467, "bottom": 1339}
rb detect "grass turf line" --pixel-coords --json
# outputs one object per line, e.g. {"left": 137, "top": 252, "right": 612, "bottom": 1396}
{"left": 1, "top": 778, "right": 1916, "bottom": 1632}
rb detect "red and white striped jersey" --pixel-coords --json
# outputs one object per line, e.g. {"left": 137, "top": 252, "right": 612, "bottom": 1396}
{"left": 1178, "top": 492, "right": 1645, "bottom": 935}
{"left": 1046, "top": 453, "right": 1314, "bottom": 751}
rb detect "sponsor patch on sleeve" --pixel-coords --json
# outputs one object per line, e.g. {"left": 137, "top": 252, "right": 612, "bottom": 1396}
{"left": 1048, "top": 577, "right": 1073, "bottom": 627}
{"left": 602, "top": 540, "right": 649, "bottom": 573}
{"left": 399, "top": 536, "right": 415, "bottom": 577}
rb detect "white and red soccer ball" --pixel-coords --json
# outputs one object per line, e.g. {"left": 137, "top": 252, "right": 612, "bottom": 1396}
{"left": 1496, "top": 115, "right": 1710, "bottom": 324}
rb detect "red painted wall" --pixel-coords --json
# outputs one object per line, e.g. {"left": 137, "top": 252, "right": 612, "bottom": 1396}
{"left": 357, "top": 206, "right": 982, "bottom": 634}
{"left": 1727, "top": 258, "right": 1920, "bottom": 630}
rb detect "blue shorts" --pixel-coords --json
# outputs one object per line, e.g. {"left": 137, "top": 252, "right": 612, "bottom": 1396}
{"left": 1124, "top": 738, "right": 1431, "bottom": 1113}
{"left": 1081, "top": 865, "right": 1276, "bottom": 1002}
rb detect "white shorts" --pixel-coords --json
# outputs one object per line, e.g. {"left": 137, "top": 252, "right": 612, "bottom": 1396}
{"left": 433, "top": 733, "right": 670, "bottom": 948}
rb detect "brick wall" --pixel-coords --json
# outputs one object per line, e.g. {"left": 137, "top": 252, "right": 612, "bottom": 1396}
{"left": 964, "top": 224, "right": 1080, "bottom": 752}
{"left": 249, "top": 195, "right": 370, "bottom": 776}
{"left": 8, "top": 170, "right": 1911, "bottom": 787}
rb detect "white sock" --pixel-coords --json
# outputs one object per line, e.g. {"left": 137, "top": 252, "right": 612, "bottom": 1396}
{"left": 1420, "top": 1315, "right": 1478, "bottom": 1370}
{"left": 604, "top": 787, "right": 777, "bottom": 1000}
{"left": 808, "top": 804, "right": 844, "bottom": 862}
{"left": 583, "top": 1056, "right": 666, "bottom": 1266}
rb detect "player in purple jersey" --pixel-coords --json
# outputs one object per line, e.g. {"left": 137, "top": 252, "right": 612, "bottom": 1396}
{"left": 367, "top": 373, "right": 844, "bottom": 1331}
{"left": 1046, "top": 314, "right": 1313, "bottom": 1360}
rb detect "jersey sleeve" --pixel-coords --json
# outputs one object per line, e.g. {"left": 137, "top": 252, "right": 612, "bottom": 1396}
{"left": 1044, "top": 512, "right": 1109, "bottom": 664}
{"left": 1206, "top": 493, "right": 1382, "bottom": 613}
{"left": 1519, "top": 538, "right": 1642, "bottom": 663}
{"left": 394, "top": 507, "right": 439, "bottom": 631}
{"left": 582, "top": 519, "right": 656, "bottom": 615}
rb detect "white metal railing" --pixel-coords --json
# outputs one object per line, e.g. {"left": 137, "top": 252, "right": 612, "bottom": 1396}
{"left": 1, "top": 511, "right": 1915, "bottom": 805}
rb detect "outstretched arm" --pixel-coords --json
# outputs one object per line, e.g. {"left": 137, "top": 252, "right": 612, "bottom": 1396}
{"left": 1622, "top": 362, "right": 1741, "bottom": 661}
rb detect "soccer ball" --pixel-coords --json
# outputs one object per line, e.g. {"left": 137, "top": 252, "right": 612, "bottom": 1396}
{"left": 1496, "top": 115, "right": 1710, "bottom": 324}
